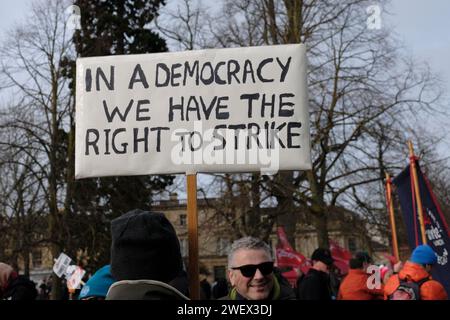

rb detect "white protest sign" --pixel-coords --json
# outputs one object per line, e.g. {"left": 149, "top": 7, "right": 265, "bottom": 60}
{"left": 66, "top": 266, "right": 86, "bottom": 290}
{"left": 53, "top": 253, "right": 72, "bottom": 278}
{"left": 53, "top": 253, "right": 86, "bottom": 290}
{"left": 75, "top": 44, "right": 311, "bottom": 178}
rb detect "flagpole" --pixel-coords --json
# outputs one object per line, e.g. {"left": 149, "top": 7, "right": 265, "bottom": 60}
{"left": 408, "top": 141, "right": 427, "bottom": 245}
{"left": 385, "top": 172, "right": 400, "bottom": 261}
{"left": 187, "top": 174, "right": 200, "bottom": 299}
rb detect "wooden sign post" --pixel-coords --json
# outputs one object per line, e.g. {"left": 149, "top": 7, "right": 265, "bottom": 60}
{"left": 187, "top": 174, "right": 200, "bottom": 299}
{"left": 408, "top": 141, "right": 427, "bottom": 245}
{"left": 385, "top": 172, "right": 400, "bottom": 261}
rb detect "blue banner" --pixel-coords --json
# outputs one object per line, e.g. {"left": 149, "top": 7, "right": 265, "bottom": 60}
{"left": 393, "top": 162, "right": 450, "bottom": 296}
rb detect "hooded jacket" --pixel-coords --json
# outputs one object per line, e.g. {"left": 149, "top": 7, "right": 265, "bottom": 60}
{"left": 337, "top": 269, "right": 384, "bottom": 300}
{"left": 384, "top": 261, "right": 448, "bottom": 300}
{"left": 106, "top": 279, "right": 189, "bottom": 300}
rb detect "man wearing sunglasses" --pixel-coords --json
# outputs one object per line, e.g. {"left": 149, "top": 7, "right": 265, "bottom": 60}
{"left": 224, "top": 237, "right": 296, "bottom": 300}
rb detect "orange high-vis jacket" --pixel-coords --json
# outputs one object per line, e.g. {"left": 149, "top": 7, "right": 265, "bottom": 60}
{"left": 384, "top": 261, "right": 448, "bottom": 300}
{"left": 337, "top": 269, "right": 384, "bottom": 300}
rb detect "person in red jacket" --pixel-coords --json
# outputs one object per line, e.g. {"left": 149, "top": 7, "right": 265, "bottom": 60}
{"left": 384, "top": 245, "right": 448, "bottom": 300}
{"left": 338, "top": 252, "right": 384, "bottom": 300}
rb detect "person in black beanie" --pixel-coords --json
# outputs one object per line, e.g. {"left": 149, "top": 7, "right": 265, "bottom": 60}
{"left": 297, "top": 248, "right": 335, "bottom": 300}
{"left": 108, "top": 209, "right": 188, "bottom": 299}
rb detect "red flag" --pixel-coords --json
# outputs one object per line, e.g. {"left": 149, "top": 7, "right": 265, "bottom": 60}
{"left": 329, "top": 239, "right": 351, "bottom": 275}
{"left": 275, "top": 227, "right": 311, "bottom": 283}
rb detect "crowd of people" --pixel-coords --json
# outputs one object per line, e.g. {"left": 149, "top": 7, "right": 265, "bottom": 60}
{"left": 0, "top": 209, "right": 448, "bottom": 300}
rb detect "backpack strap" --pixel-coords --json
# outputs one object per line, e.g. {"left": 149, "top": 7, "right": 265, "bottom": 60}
{"left": 415, "top": 276, "right": 431, "bottom": 287}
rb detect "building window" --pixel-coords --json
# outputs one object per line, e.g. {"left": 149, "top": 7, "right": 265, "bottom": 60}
{"left": 260, "top": 214, "right": 269, "bottom": 224}
{"left": 217, "top": 238, "right": 230, "bottom": 256}
{"left": 180, "top": 238, "right": 188, "bottom": 257}
{"left": 214, "top": 266, "right": 226, "bottom": 280}
{"left": 32, "top": 249, "right": 42, "bottom": 269}
{"left": 348, "top": 237, "right": 357, "bottom": 253}
{"left": 179, "top": 214, "right": 187, "bottom": 226}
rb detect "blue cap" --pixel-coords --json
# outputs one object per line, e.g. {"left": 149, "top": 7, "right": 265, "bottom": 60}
{"left": 79, "top": 265, "right": 115, "bottom": 299}
{"left": 410, "top": 245, "right": 437, "bottom": 265}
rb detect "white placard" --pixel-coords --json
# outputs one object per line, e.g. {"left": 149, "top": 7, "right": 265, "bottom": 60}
{"left": 53, "top": 253, "right": 72, "bottom": 278}
{"left": 66, "top": 266, "right": 86, "bottom": 290}
{"left": 75, "top": 44, "right": 311, "bottom": 178}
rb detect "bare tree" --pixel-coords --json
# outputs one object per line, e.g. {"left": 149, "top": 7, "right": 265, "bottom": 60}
{"left": 0, "top": 0, "right": 74, "bottom": 299}
{"left": 155, "top": 0, "right": 211, "bottom": 50}
{"left": 199, "top": 173, "right": 278, "bottom": 241}
{"left": 157, "top": 0, "right": 447, "bottom": 248}
{"left": 0, "top": 142, "right": 46, "bottom": 276}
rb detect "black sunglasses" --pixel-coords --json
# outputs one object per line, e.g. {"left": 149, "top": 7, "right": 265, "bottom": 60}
{"left": 231, "top": 261, "right": 274, "bottom": 278}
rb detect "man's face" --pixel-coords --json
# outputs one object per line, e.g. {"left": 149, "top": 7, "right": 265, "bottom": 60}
{"left": 228, "top": 249, "right": 274, "bottom": 300}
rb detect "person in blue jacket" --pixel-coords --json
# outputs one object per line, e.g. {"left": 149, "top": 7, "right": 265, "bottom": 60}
{"left": 79, "top": 265, "right": 115, "bottom": 300}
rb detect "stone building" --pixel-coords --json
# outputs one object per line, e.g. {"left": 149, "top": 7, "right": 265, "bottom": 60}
{"left": 153, "top": 194, "right": 390, "bottom": 283}
{"left": 19, "top": 194, "right": 391, "bottom": 285}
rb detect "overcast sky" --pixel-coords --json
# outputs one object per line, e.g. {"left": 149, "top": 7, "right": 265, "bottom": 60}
{"left": 386, "top": 0, "right": 450, "bottom": 158}
{"left": 1, "top": 0, "right": 449, "bottom": 158}
{"left": 388, "top": 0, "right": 450, "bottom": 93}
{"left": 1, "top": 0, "right": 449, "bottom": 92}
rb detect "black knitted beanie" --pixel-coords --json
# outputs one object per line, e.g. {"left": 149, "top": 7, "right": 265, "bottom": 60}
{"left": 110, "top": 209, "right": 183, "bottom": 283}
